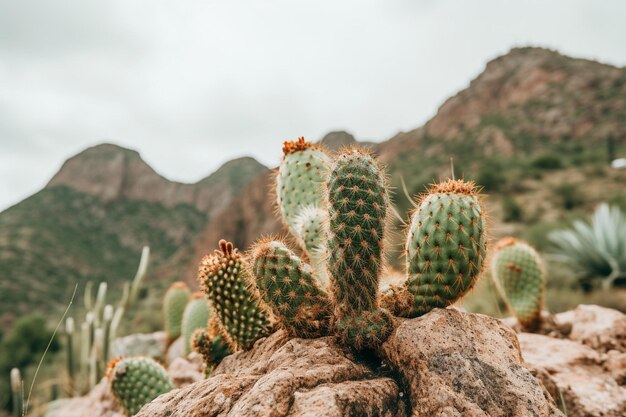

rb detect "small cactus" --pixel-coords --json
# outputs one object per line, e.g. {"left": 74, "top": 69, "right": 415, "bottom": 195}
{"left": 197, "top": 240, "right": 271, "bottom": 351}
{"left": 106, "top": 357, "right": 174, "bottom": 416}
{"left": 191, "top": 324, "right": 231, "bottom": 375}
{"left": 250, "top": 239, "right": 332, "bottom": 338}
{"left": 163, "top": 282, "right": 191, "bottom": 346}
{"left": 382, "top": 179, "right": 487, "bottom": 318}
{"left": 10, "top": 368, "right": 22, "bottom": 417}
{"left": 326, "top": 149, "right": 393, "bottom": 349}
{"left": 181, "top": 293, "right": 210, "bottom": 354}
{"left": 491, "top": 237, "right": 545, "bottom": 331}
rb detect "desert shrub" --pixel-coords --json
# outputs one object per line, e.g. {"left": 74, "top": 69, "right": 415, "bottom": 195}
{"left": 477, "top": 160, "right": 506, "bottom": 192}
{"left": 548, "top": 204, "right": 626, "bottom": 290}
{"left": 531, "top": 154, "right": 563, "bottom": 170}
{"left": 502, "top": 196, "right": 523, "bottom": 222}
{"left": 554, "top": 183, "right": 583, "bottom": 209}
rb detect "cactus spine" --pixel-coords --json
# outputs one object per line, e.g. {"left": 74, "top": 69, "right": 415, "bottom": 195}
{"left": 491, "top": 237, "right": 545, "bottom": 331}
{"left": 198, "top": 240, "right": 271, "bottom": 351}
{"left": 107, "top": 357, "right": 174, "bottom": 416}
{"left": 164, "top": 282, "right": 191, "bottom": 346}
{"left": 181, "top": 293, "right": 210, "bottom": 354}
{"left": 251, "top": 240, "right": 332, "bottom": 338}
{"left": 326, "top": 149, "right": 393, "bottom": 349}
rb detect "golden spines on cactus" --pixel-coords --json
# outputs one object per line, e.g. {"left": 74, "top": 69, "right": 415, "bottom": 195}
{"left": 326, "top": 149, "right": 393, "bottom": 350}
{"left": 197, "top": 239, "right": 271, "bottom": 351}
{"left": 491, "top": 237, "right": 545, "bottom": 332}
{"left": 106, "top": 356, "right": 173, "bottom": 416}
{"left": 382, "top": 179, "right": 487, "bottom": 318}
{"left": 250, "top": 239, "right": 332, "bottom": 338}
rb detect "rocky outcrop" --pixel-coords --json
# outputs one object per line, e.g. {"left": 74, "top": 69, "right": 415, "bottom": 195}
{"left": 556, "top": 304, "right": 626, "bottom": 353}
{"left": 520, "top": 333, "right": 626, "bottom": 417}
{"left": 110, "top": 331, "right": 166, "bottom": 361}
{"left": 137, "top": 309, "right": 562, "bottom": 417}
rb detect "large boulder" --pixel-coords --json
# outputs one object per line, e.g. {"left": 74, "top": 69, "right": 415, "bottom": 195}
{"left": 519, "top": 332, "right": 626, "bottom": 417}
{"left": 137, "top": 309, "right": 562, "bottom": 417}
{"left": 555, "top": 305, "right": 626, "bottom": 353}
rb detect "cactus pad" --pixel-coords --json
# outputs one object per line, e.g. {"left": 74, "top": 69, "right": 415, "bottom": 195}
{"left": 163, "top": 282, "right": 190, "bottom": 344}
{"left": 191, "top": 326, "right": 231, "bottom": 375}
{"left": 491, "top": 237, "right": 545, "bottom": 331}
{"left": 251, "top": 239, "right": 332, "bottom": 338}
{"left": 181, "top": 293, "right": 210, "bottom": 354}
{"left": 198, "top": 240, "right": 271, "bottom": 351}
{"left": 106, "top": 357, "right": 173, "bottom": 416}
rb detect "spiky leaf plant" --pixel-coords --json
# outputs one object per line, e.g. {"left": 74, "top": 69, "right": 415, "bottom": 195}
{"left": 381, "top": 180, "right": 487, "bottom": 317}
{"left": 198, "top": 240, "right": 271, "bottom": 351}
{"left": 250, "top": 239, "right": 332, "bottom": 338}
{"left": 326, "top": 149, "right": 393, "bottom": 349}
{"left": 549, "top": 203, "right": 626, "bottom": 289}
{"left": 491, "top": 237, "right": 545, "bottom": 331}
{"left": 106, "top": 357, "right": 173, "bottom": 416}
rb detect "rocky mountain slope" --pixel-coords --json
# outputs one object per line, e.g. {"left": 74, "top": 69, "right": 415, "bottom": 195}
{"left": 1, "top": 47, "right": 625, "bottom": 330}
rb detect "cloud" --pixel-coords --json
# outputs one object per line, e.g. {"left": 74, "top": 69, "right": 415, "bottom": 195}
{"left": 0, "top": 0, "right": 625, "bottom": 210}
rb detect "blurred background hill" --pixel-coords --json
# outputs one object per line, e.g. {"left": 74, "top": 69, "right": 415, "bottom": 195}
{"left": 1, "top": 46, "right": 625, "bottom": 334}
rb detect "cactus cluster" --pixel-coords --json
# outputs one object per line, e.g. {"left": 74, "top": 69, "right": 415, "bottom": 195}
{"left": 491, "top": 237, "right": 545, "bottom": 331}
{"left": 106, "top": 357, "right": 173, "bottom": 416}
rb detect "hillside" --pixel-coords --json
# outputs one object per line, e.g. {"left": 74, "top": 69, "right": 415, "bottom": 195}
{"left": 1, "top": 47, "right": 625, "bottom": 330}
{"left": 0, "top": 145, "right": 267, "bottom": 329}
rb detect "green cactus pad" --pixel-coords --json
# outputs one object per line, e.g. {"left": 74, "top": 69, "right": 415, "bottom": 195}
{"left": 198, "top": 240, "right": 271, "bottom": 351}
{"left": 276, "top": 137, "right": 331, "bottom": 237}
{"left": 293, "top": 206, "right": 329, "bottom": 287}
{"left": 491, "top": 237, "right": 545, "bottom": 331}
{"left": 191, "top": 325, "right": 231, "bottom": 375}
{"left": 181, "top": 293, "right": 210, "bottom": 354}
{"left": 383, "top": 180, "right": 487, "bottom": 317}
{"left": 326, "top": 149, "right": 393, "bottom": 349}
{"left": 251, "top": 239, "right": 332, "bottom": 338}
{"left": 163, "top": 282, "right": 190, "bottom": 344}
{"left": 107, "top": 357, "right": 173, "bottom": 416}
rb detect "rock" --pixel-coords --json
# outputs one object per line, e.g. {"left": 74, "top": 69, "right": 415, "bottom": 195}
{"left": 382, "top": 309, "right": 563, "bottom": 417}
{"left": 500, "top": 310, "right": 572, "bottom": 337}
{"left": 136, "top": 330, "right": 407, "bottom": 417}
{"left": 168, "top": 353, "right": 205, "bottom": 387}
{"left": 519, "top": 332, "right": 626, "bottom": 417}
{"left": 556, "top": 305, "right": 626, "bottom": 353}
{"left": 110, "top": 331, "right": 166, "bottom": 360}
{"left": 166, "top": 335, "right": 185, "bottom": 364}
{"left": 605, "top": 350, "right": 626, "bottom": 385}
{"left": 45, "top": 379, "right": 124, "bottom": 417}
{"left": 137, "top": 309, "right": 562, "bottom": 417}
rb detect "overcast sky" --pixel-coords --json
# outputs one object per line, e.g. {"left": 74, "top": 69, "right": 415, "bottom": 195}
{"left": 1, "top": 1, "right": 625, "bottom": 211}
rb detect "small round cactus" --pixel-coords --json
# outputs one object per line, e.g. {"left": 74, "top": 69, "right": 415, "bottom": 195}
{"left": 382, "top": 179, "right": 487, "bottom": 317}
{"left": 250, "top": 239, "right": 332, "bottom": 338}
{"left": 106, "top": 357, "right": 173, "bottom": 416}
{"left": 181, "top": 293, "right": 210, "bottom": 355}
{"left": 491, "top": 237, "right": 545, "bottom": 331}
{"left": 197, "top": 240, "right": 271, "bottom": 351}
{"left": 163, "top": 282, "right": 190, "bottom": 345}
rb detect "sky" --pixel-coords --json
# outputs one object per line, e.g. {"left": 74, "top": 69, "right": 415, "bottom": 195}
{"left": 1, "top": 1, "right": 625, "bottom": 211}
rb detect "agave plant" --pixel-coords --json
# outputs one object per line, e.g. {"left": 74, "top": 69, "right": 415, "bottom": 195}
{"left": 549, "top": 203, "right": 626, "bottom": 290}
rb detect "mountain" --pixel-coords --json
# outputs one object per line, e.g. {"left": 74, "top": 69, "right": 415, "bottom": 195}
{"left": 0, "top": 144, "right": 266, "bottom": 329}
{"left": 1, "top": 47, "right": 625, "bottom": 330}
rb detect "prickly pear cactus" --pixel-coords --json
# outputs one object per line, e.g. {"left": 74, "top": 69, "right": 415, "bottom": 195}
{"left": 251, "top": 239, "right": 332, "bottom": 338}
{"left": 181, "top": 293, "right": 210, "bottom": 354}
{"left": 164, "top": 282, "right": 190, "bottom": 344}
{"left": 326, "top": 149, "right": 393, "bottom": 349}
{"left": 197, "top": 240, "right": 271, "bottom": 351}
{"left": 106, "top": 357, "right": 173, "bottom": 416}
{"left": 276, "top": 137, "right": 331, "bottom": 237}
{"left": 191, "top": 323, "right": 231, "bottom": 375}
{"left": 382, "top": 179, "right": 487, "bottom": 317}
{"left": 491, "top": 237, "right": 545, "bottom": 331}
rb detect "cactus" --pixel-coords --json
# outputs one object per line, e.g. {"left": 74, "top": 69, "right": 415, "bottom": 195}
{"left": 382, "top": 179, "right": 487, "bottom": 318}
{"left": 65, "top": 317, "right": 75, "bottom": 391}
{"left": 107, "top": 357, "right": 174, "bottom": 416}
{"left": 326, "top": 149, "right": 393, "bottom": 349}
{"left": 181, "top": 293, "right": 210, "bottom": 354}
{"left": 10, "top": 368, "right": 22, "bottom": 417}
{"left": 251, "top": 239, "right": 332, "bottom": 338}
{"left": 164, "top": 281, "right": 191, "bottom": 346}
{"left": 198, "top": 240, "right": 271, "bottom": 351}
{"left": 491, "top": 237, "right": 545, "bottom": 331}
{"left": 191, "top": 325, "right": 231, "bottom": 375}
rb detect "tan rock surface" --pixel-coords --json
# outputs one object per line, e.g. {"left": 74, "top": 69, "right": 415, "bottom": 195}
{"left": 382, "top": 309, "right": 563, "bottom": 417}
{"left": 45, "top": 379, "right": 124, "bottom": 417}
{"left": 556, "top": 304, "right": 626, "bottom": 353}
{"left": 519, "top": 332, "right": 626, "bottom": 417}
